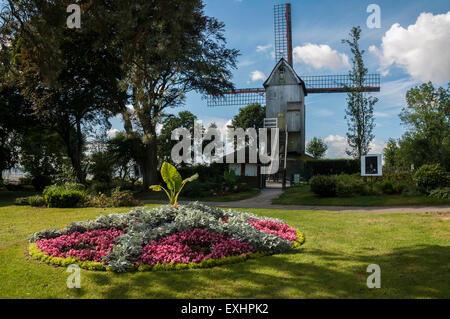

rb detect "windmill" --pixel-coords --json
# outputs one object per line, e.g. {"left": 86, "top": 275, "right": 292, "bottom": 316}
{"left": 206, "top": 3, "right": 380, "bottom": 185}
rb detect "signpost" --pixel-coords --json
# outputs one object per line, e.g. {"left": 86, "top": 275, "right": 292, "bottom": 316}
{"left": 361, "top": 154, "right": 382, "bottom": 191}
{"left": 361, "top": 154, "right": 382, "bottom": 177}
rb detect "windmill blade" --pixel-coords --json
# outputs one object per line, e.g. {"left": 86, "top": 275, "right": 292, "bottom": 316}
{"left": 274, "top": 3, "right": 293, "bottom": 66}
{"left": 302, "top": 74, "right": 381, "bottom": 93}
{"left": 205, "top": 88, "right": 266, "bottom": 107}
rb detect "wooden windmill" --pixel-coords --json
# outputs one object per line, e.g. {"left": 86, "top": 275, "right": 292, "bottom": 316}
{"left": 206, "top": 3, "right": 380, "bottom": 183}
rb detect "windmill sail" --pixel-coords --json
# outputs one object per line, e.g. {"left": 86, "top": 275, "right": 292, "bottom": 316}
{"left": 274, "top": 3, "right": 293, "bottom": 66}
{"left": 205, "top": 2, "right": 381, "bottom": 108}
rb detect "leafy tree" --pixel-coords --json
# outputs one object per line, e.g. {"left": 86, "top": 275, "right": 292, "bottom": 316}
{"left": 342, "top": 26, "right": 378, "bottom": 158}
{"left": 107, "top": 132, "right": 141, "bottom": 183}
{"left": 231, "top": 103, "right": 266, "bottom": 129}
{"left": 158, "top": 111, "right": 197, "bottom": 164}
{"left": 18, "top": 127, "right": 66, "bottom": 190}
{"left": 306, "top": 137, "right": 328, "bottom": 159}
{"left": 399, "top": 82, "right": 450, "bottom": 170}
{"left": 105, "top": 0, "right": 238, "bottom": 189}
{"left": 2, "top": 5, "right": 128, "bottom": 183}
{"left": 383, "top": 138, "right": 399, "bottom": 170}
{"left": 0, "top": 86, "right": 26, "bottom": 176}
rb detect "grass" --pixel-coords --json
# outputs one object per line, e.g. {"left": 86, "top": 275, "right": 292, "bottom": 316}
{"left": 135, "top": 189, "right": 260, "bottom": 202}
{"left": 0, "top": 192, "right": 449, "bottom": 298}
{"left": 274, "top": 184, "right": 450, "bottom": 206}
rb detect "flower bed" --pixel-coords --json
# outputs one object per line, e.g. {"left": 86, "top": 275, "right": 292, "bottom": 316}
{"left": 29, "top": 203, "right": 305, "bottom": 272}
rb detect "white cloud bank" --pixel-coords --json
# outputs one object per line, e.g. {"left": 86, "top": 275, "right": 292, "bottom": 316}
{"left": 293, "top": 43, "right": 350, "bottom": 71}
{"left": 250, "top": 70, "right": 266, "bottom": 81}
{"left": 369, "top": 12, "right": 450, "bottom": 83}
{"left": 256, "top": 44, "right": 272, "bottom": 52}
{"left": 323, "top": 135, "right": 386, "bottom": 158}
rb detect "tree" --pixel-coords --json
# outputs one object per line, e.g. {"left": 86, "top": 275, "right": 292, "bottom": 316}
{"left": 0, "top": 86, "right": 26, "bottom": 177}
{"left": 18, "top": 127, "right": 66, "bottom": 190}
{"left": 383, "top": 138, "right": 399, "bottom": 170}
{"left": 158, "top": 111, "right": 197, "bottom": 164}
{"left": 106, "top": 0, "right": 238, "bottom": 189}
{"left": 306, "top": 137, "right": 328, "bottom": 159}
{"left": 342, "top": 26, "right": 378, "bottom": 158}
{"left": 2, "top": 4, "right": 128, "bottom": 183}
{"left": 231, "top": 104, "right": 266, "bottom": 129}
{"left": 398, "top": 82, "right": 450, "bottom": 170}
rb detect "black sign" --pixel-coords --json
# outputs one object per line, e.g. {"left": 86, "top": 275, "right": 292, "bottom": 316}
{"left": 365, "top": 156, "right": 378, "bottom": 175}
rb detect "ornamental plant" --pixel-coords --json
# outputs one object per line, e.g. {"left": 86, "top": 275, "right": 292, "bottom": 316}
{"left": 150, "top": 162, "right": 199, "bottom": 206}
{"left": 29, "top": 203, "right": 305, "bottom": 272}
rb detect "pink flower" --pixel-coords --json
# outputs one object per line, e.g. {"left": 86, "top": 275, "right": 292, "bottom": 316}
{"left": 35, "top": 228, "right": 125, "bottom": 262}
{"left": 249, "top": 219, "right": 297, "bottom": 242}
{"left": 137, "top": 228, "right": 253, "bottom": 266}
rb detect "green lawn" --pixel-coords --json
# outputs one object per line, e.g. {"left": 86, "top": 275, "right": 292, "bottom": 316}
{"left": 135, "top": 189, "right": 260, "bottom": 202}
{"left": 0, "top": 194, "right": 449, "bottom": 298}
{"left": 274, "top": 184, "right": 450, "bottom": 206}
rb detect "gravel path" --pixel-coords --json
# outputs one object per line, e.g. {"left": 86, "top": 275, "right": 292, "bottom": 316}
{"left": 143, "top": 188, "right": 450, "bottom": 213}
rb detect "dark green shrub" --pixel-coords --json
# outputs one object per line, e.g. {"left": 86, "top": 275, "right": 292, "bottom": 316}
{"left": 182, "top": 180, "right": 219, "bottom": 198}
{"left": 310, "top": 175, "right": 337, "bottom": 197}
{"left": 428, "top": 187, "right": 450, "bottom": 199}
{"left": 43, "top": 184, "right": 86, "bottom": 208}
{"left": 414, "top": 164, "right": 449, "bottom": 191}
{"left": 31, "top": 175, "right": 52, "bottom": 192}
{"left": 380, "top": 181, "right": 395, "bottom": 194}
{"left": 304, "top": 159, "right": 360, "bottom": 177}
{"left": 85, "top": 193, "right": 110, "bottom": 208}
{"left": 28, "top": 195, "right": 45, "bottom": 207}
{"left": 5, "top": 183, "right": 24, "bottom": 191}
{"left": 237, "top": 182, "right": 252, "bottom": 192}
{"left": 335, "top": 182, "right": 353, "bottom": 197}
{"left": 402, "top": 185, "right": 424, "bottom": 197}
{"left": 88, "top": 180, "right": 110, "bottom": 195}
{"left": 18, "top": 176, "right": 33, "bottom": 185}
{"left": 14, "top": 197, "right": 30, "bottom": 205}
{"left": 110, "top": 187, "right": 136, "bottom": 207}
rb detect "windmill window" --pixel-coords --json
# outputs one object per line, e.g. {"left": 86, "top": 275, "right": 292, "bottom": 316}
{"left": 279, "top": 67, "right": 285, "bottom": 83}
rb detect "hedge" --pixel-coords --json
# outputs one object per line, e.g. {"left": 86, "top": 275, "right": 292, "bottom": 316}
{"left": 304, "top": 159, "right": 360, "bottom": 177}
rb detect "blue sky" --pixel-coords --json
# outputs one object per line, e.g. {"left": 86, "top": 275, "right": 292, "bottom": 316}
{"left": 6, "top": 0, "right": 447, "bottom": 158}
{"left": 162, "top": 0, "right": 448, "bottom": 158}
{"left": 112, "top": 0, "right": 450, "bottom": 158}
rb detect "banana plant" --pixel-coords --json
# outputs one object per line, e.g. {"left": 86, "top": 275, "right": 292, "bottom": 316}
{"left": 149, "top": 162, "right": 199, "bottom": 207}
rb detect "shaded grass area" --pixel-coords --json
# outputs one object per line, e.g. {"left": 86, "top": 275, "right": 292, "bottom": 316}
{"left": 0, "top": 190, "right": 38, "bottom": 207}
{"left": 274, "top": 184, "right": 450, "bottom": 206}
{"left": 135, "top": 189, "right": 260, "bottom": 202}
{"left": 0, "top": 194, "right": 449, "bottom": 298}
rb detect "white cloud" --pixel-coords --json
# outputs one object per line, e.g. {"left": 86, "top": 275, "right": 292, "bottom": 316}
{"left": 370, "top": 12, "right": 450, "bottom": 83}
{"left": 323, "top": 134, "right": 349, "bottom": 158}
{"left": 250, "top": 70, "right": 266, "bottom": 82}
{"left": 323, "top": 135, "right": 386, "bottom": 158}
{"left": 256, "top": 44, "right": 272, "bottom": 52}
{"left": 293, "top": 43, "right": 350, "bottom": 70}
{"left": 375, "top": 78, "right": 419, "bottom": 109}
{"left": 237, "top": 59, "right": 255, "bottom": 68}
{"left": 106, "top": 128, "right": 120, "bottom": 137}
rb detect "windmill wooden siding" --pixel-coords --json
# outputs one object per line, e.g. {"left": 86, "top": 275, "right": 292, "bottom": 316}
{"left": 263, "top": 58, "right": 307, "bottom": 155}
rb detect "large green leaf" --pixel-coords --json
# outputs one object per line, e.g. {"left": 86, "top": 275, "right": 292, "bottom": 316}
{"left": 161, "top": 162, "right": 182, "bottom": 191}
{"left": 149, "top": 185, "right": 162, "bottom": 191}
{"left": 183, "top": 173, "right": 199, "bottom": 184}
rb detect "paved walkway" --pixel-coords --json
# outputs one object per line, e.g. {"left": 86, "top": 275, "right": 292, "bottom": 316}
{"left": 144, "top": 188, "right": 450, "bottom": 213}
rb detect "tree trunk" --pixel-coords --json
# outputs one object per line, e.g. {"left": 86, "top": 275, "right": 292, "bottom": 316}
{"left": 141, "top": 137, "right": 159, "bottom": 190}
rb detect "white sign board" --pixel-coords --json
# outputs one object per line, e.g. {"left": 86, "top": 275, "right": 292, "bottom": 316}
{"left": 361, "top": 154, "right": 382, "bottom": 176}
